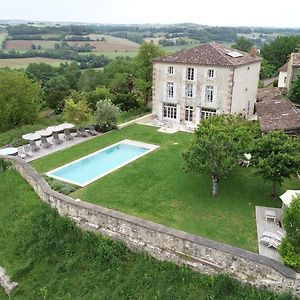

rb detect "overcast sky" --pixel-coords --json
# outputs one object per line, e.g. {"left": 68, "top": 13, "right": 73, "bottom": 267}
{"left": 1, "top": 0, "right": 300, "bottom": 28}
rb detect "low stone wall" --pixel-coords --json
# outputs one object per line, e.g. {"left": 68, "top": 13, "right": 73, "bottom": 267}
{"left": 117, "top": 113, "right": 153, "bottom": 129}
{"left": 0, "top": 266, "right": 18, "bottom": 295}
{"left": 3, "top": 156, "right": 300, "bottom": 297}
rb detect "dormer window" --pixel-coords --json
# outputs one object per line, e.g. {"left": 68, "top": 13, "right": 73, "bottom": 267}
{"left": 207, "top": 69, "right": 215, "bottom": 78}
{"left": 168, "top": 66, "right": 174, "bottom": 75}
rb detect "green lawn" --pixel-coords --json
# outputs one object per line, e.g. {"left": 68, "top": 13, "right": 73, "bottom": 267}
{"left": 31, "top": 124, "right": 300, "bottom": 252}
{"left": 0, "top": 169, "right": 286, "bottom": 299}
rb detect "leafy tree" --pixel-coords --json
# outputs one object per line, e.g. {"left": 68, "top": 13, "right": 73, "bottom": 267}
{"left": 260, "top": 35, "right": 300, "bottom": 70}
{"left": 288, "top": 72, "right": 300, "bottom": 104}
{"left": 78, "top": 69, "right": 104, "bottom": 91}
{"left": 0, "top": 69, "right": 42, "bottom": 132}
{"left": 134, "top": 42, "right": 165, "bottom": 106}
{"left": 44, "top": 75, "right": 71, "bottom": 113}
{"left": 63, "top": 95, "right": 91, "bottom": 127}
{"left": 183, "top": 115, "right": 257, "bottom": 196}
{"left": 251, "top": 131, "right": 300, "bottom": 196}
{"left": 232, "top": 37, "right": 253, "bottom": 52}
{"left": 95, "top": 99, "right": 120, "bottom": 128}
{"left": 26, "top": 63, "right": 58, "bottom": 86}
{"left": 58, "top": 62, "right": 81, "bottom": 90}
{"left": 85, "top": 86, "right": 114, "bottom": 111}
{"left": 260, "top": 59, "right": 276, "bottom": 79}
{"left": 279, "top": 196, "right": 300, "bottom": 269}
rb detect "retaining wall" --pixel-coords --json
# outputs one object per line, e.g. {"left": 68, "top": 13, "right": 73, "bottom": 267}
{"left": 3, "top": 156, "right": 300, "bottom": 297}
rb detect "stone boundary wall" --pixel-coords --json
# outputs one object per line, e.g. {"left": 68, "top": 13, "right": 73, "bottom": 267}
{"left": 3, "top": 156, "right": 300, "bottom": 297}
{"left": 117, "top": 113, "right": 153, "bottom": 129}
{"left": 0, "top": 267, "right": 18, "bottom": 295}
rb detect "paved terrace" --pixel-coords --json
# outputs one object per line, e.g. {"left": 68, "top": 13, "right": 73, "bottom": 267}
{"left": 255, "top": 206, "right": 285, "bottom": 262}
{"left": 20, "top": 132, "right": 99, "bottom": 162}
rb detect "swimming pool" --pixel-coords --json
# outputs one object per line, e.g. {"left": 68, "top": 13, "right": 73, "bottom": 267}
{"left": 46, "top": 139, "right": 159, "bottom": 186}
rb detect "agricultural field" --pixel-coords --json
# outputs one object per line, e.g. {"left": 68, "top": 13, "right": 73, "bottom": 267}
{"left": 0, "top": 32, "right": 7, "bottom": 45}
{"left": 0, "top": 57, "right": 71, "bottom": 68}
{"left": 5, "top": 39, "right": 57, "bottom": 50}
{"left": 68, "top": 34, "right": 140, "bottom": 52}
{"left": 80, "top": 50, "right": 138, "bottom": 59}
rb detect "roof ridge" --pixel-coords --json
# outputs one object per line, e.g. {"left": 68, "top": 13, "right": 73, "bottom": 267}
{"left": 208, "top": 41, "right": 233, "bottom": 66}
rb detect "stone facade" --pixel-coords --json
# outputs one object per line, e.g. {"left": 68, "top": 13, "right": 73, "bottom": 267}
{"left": 4, "top": 156, "right": 300, "bottom": 297}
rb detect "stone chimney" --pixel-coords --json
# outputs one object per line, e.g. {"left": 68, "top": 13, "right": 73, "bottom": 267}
{"left": 250, "top": 47, "right": 257, "bottom": 57}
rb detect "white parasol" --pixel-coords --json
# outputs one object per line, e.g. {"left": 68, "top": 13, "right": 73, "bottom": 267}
{"left": 35, "top": 128, "right": 53, "bottom": 137}
{"left": 280, "top": 190, "right": 300, "bottom": 207}
{"left": 22, "top": 132, "right": 41, "bottom": 141}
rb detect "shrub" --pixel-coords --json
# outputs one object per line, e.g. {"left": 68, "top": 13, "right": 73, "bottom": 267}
{"left": 95, "top": 99, "right": 120, "bottom": 127}
{"left": 0, "top": 159, "right": 10, "bottom": 172}
{"left": 45, "top": 177, "right": 77, "bottom": 195}
{"left": 279, "top": 196, "right": 300, "bottom": 270}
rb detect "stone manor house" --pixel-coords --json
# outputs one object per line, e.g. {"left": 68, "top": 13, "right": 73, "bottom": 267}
{"left": 152, "top": 42, "right": 261, "bottom": 126}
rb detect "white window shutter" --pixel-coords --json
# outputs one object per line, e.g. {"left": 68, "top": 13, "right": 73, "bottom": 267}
{"left": 202, "top": 86, "right": 206, "bottom": 103}
{"left": 194, "top": 68, "right": 197, "bottom": 81}
{"left": 182, "top": 68, "right": 186, "bottom": 81}
{"left": 193, "top": 84, "right": 196, "bottom": 98}
{"left": 214, "top": 86, "right": 218, "bottom": 103}
{"left": 214, "top": 69, "right": 216, "bottom": 78}
{"left": 173, "top": 82, "right": 177, "bottom": 99}
{"left": 163, "top": 82, "right": 167, "bottom": 100}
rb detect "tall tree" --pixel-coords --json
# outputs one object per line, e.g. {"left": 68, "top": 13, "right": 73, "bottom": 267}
{"left": 260, "top": 35, "right": 300, "bottom": 70}
{"left": 0, "top": 69, "right": 42, "bottom": 132}
{"left": 279, "top": 196, "right": 300, "bottom": 269}
{"left": 251, "top": 131, "right": 300, "bottom": 196}
{"left": 183, "top": 115, "right": 257, "bottom": 196}
{"left": 232, "top": 37, "right": 253, "bottom": 52}
{"left": 288, "top": 72, "right": 300, "bottom": 104}
{"left": 63, "top": 95, "right": 91, "bottom": 128}
{"left": 135, "top": 42, "right": 165, "bottom": 106}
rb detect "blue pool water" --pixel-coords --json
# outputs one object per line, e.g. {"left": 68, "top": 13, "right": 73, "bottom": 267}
{"left": 47, "top": 142, "right": 150, "bottom": 186}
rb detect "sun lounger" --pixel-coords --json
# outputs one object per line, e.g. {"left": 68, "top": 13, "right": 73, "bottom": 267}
{"left": 29, "top": 140, "right": 40, "bottom": 151}
{"left": 64, "top": 129, "right": 74, "bottom": 141}
{"left": 88, "top": 125, "right": 98, "bottom": 136}
{"left": 40, "top": 136, "right": 52, "bottom": 148}
{"left": 260, "top": 236, "right": 280, "bottom": 249}
{"left": 261, "top": 231, "right": 283, "bottom": 242}
{"left": 18, "top": 148, "right": 26, "bottom": 159}
{"left": 79, "top": 127, "right": 89, "bottom": 137}
{"left": 52, "top": 132, "right": 63, "bottom": 144}
{"left": 23, "top": 145, "right": 33, "bottom": 157}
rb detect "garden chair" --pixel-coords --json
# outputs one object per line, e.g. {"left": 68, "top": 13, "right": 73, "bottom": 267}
{"left": 64, "top": 129, "right": 74, "bottom": 141}
{"left": 17, "top": 148, "right": 26, "bottom": 159}
{"left": 79, "top": 127, "right": 89, "bottom": 137}
{"left": 88, "top": 125, "right": 98, "bottom": 136}
{"left": 259, "top": 236, "right": 280, "bottom": 249}
{"left": 23, "top": 144, "right": 33, "bottom": 157}
{"left": 29, "top": 140, "right": 40, "bottom": 151}
{"left": 52, "top": 132, "right": 63, "bottom": 144}
{"left": 261, "top": 231, "right": 283, "bottom": 242}
{"left": 40, "top": 136, "right": 52, "bottom": 148}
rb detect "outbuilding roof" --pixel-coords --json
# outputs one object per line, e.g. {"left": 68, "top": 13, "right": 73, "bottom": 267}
{"left": 153, "top": 42, "right": 261, "bottom": 67}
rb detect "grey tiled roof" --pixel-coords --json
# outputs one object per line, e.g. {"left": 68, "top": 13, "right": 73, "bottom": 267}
{"left": 256, "top": 96, "right": 300, "bottom": 133}
{"left": 291, "top": 53, "right": 300, "bottom": 66}
{"left": 278, "top": 62, "right": 288, "bottom": 72}
{"left": 153, "top": 42, "right": 261, "bottom": 67}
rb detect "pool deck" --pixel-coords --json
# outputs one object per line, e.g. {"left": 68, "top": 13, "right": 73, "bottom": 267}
{"left": 255, "top": 206, "right": 285, "bottom": 262}
{"left": 20, "top": 132, "right": 99, "bottom": 162}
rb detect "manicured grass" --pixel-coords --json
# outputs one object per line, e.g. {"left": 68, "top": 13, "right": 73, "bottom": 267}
{"left": 31, "top": 125, "right": 300, "bottom": 253}
{"left": 0, "top": 169, "right": 287, "bottom": 299}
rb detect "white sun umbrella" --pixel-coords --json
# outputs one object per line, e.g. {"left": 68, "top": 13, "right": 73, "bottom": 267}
{"left": 61, "top": 123, "right": 74, "bottom": 129}
{"left": 35, "top": 128, "right": 53, "bottom": 137}
{"left": 280, "top": 190, "right": 300, "bottom": 208}
{"left": 22, "top": 132, "right": 41, "bottom": 141}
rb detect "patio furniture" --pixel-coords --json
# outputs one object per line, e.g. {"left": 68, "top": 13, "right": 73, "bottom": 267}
{"left": 280, "top": 190, "right": 300, "bottom": 208}
{"left": 40, "top": 136, "right": 52, "bottom": 148}
{"left": 64, "top": 128, "right": 74, "bottom": 141}
{"left": 52, "top": 132, "right": 63, "bottom": 144}
{"left": 29, "top": 140, "right": 40, "bottom": 151}
{"left": 261, "top": 231, "right": 283, "bottom": 242}
{"left": 17, "top": 148, "right": 26, "bottom": 159}
{"left": 241, "top": 153, "right": 252, "bottom": 167}
{"left": 0, "top": 147, "right": 19, "bottom": 156}
{"left": 265, "top": 210, "right": 276, "bottom": 222}
{"left": 88, "top": 125, "right": 98, "bottom": 136}
{"left": 260, "top": 236, "right": 280, "bottom": 249}
{"left": 79, "top": 127, "right": 89, "bottom": 137}
{"left": 23, "top": 145, "right": 33, "bottom": 157}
